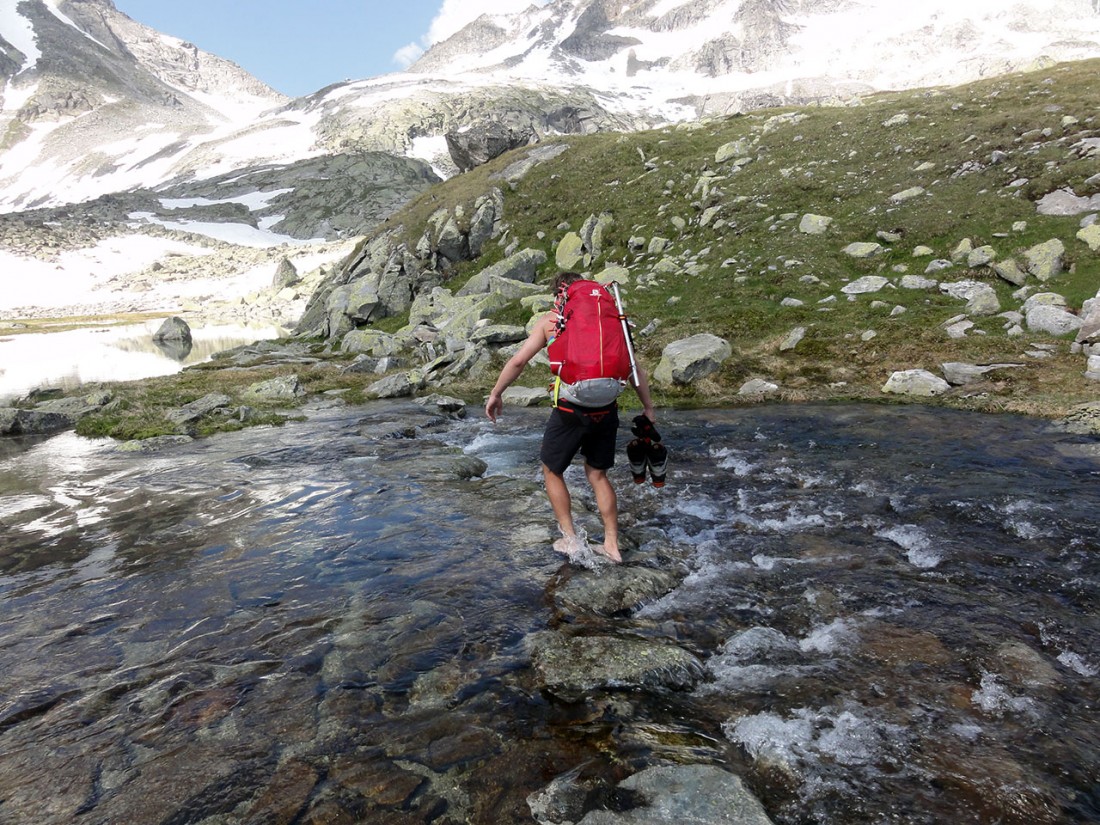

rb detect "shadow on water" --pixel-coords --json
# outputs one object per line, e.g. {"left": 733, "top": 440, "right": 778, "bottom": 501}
{"left": 0, "top": 402, "right": 1097, "bottom": 823}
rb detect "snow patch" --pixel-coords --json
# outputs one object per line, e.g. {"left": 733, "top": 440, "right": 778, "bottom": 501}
{"left": 0, "top": 3, "right": 41, "bottom": 74}
{"left": 159, "top": 189, "right": 292, "bottom": 212}
{"left": 43, "top": 0, "right": 111, "bottom": 52}
{"left": 128, "top": 213, "right": 320, "bottom": 248}
{"left": 0, "top": 235, "right": 211, "bottom": 312}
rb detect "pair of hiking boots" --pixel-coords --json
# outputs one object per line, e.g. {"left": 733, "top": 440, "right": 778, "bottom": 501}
{"left": 626, "top": 415, "right": 668, "bottom": 488}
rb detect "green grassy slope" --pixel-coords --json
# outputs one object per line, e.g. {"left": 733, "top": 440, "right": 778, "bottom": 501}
{"left": 383, "top": 58, "right": 1099, "bottom": 417}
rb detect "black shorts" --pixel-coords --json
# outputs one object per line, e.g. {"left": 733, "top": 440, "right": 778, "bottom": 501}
{"left": 539, "top": 404, "right": 619, "bottom": 475}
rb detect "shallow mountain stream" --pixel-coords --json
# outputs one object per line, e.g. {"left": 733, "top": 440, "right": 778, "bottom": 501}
{"left": 0, "top": 401, "right": 1097, "bottom": 824}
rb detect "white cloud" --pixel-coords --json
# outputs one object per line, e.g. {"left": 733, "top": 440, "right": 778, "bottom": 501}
{"left": 393, "top": 42, "right": 425, "bottom": 69}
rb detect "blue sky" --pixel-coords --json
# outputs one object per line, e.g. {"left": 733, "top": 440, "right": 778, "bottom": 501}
{"left": 111, "top": 1, "right": 526, "bottom": 97}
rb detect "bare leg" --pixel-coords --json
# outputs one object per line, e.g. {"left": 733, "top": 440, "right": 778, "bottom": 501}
{"left": 542, "top": 463, "right": 577, "bottom": 553}
{"left": 584, "top": 464, "right": 622, "bottom": 563}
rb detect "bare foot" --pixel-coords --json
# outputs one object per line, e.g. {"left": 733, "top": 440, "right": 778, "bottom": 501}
{"left": 594, "top": 544, "right": 622, "bottom": 564}
{"left": 553, "top": 536, "right": 578, "bottom": 555}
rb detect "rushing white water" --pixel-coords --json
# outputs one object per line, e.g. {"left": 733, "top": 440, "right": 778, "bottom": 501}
{"left": 0, "top": 402, "right": 1097, "bottom": 824}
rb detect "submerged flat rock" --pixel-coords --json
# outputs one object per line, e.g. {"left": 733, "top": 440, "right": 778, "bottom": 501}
{"left": 526, "top": 632, "right": 704, "bottom": 701}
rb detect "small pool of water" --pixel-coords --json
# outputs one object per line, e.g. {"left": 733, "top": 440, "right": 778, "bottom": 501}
{"left": 0, "top": 320, "right": 285, "bottom": 403}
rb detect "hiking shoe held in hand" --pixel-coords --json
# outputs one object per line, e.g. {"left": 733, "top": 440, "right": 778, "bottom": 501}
{"left": 631, "top": 414, "right": 661, "bottom": 442}
{"left": 626, "top": 438, "right": 648, "bottom": 483}
{"left": 645, "top": 441, "right": 668, "bottom": 487}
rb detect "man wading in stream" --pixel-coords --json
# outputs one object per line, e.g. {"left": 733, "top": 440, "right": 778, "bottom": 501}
{"left": 484, "top": 271, "right": 657, "bottom": 564}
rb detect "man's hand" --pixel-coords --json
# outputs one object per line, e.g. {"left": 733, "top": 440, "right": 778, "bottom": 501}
{"left": 485, "top": 391, "right": 503, "bottom": 422}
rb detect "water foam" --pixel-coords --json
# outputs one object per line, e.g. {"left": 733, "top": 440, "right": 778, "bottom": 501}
{"left": 725, "top": 704, "right": 905, "bottom": 779}
{"left": 1057, "top": 650, "right": 1097, "bottom": 677}
{"left": 553, "top": 528, "right": 606, "bottom": 570}
{"left": 799, "top": 618, "right": 857, "bottom": 655}
{"left": 971, "top": 672, "right": 1041, "bottom": 719}
{"left": 876, "top": 524, "right": 943, "bottom": 568}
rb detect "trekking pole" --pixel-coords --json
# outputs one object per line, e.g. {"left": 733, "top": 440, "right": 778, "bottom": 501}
{"left": 610, "top": 282, "right": 640, "bottom": 386}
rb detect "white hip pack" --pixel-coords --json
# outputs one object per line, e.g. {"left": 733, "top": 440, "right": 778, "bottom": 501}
{"left": 553, "top": 376, "right": 625, "bottom": 408}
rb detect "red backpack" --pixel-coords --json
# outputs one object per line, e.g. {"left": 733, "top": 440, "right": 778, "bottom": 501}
{"left": 547, "top": 280, "right": 634, "bottom": 407}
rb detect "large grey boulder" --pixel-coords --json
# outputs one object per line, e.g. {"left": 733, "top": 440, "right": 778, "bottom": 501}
{"left": 1055, "top": 402, "right": 1100, "bottom": 435}
{"left": 467, "top": 189, "right": 504, "bottom": 258}
{"left": 993, "top": 259, "right": 1028, "bottom": 286}
{"left": 470, "top": 324, "right": 528, "bottom": 345}
{"left": 457, "top": 248, "right": 547, "bottom": 296}
{"left": 1027, "top": 305, "right": 1083, "bottom": 336}
{"left": 166, "top": 393, "right": 232, "bottom": 427}
{"left": 842, "top": 276, "right": 889, "bottom": 294}
{"left": 1037, "top": 189, "right": 1100, "bottom": 216}
{"left": 272, "top": 258, "right": 300, "bottom": 289}
{"left": 573, "top": 765, "right": 775, "bottom": 825}
{"left": 366, "top": 371, "right": 425, "bottom": 399}
{"left": 556, "top": 231, "right": 586, "bottom": 270}
{"left": 0, "top": 408, "right": 73, "bottom": 437}
{"left": 410, "top": 289, "right": 512, "bottom": 342}
{"left": 502, "top": 386, "right": 548, "bottom": 407}
{"left": 1076, "top": 305, "right": 1100, "bottom": 345}
{"left": 1077, "top": 223, "right": 1100, "bottom": 252}
{"left": 580, "top": 212, "right": 614, "bottom": 260}
{"left": 242, "top": 375, "right": 305, "bottom": 403}
{"left": 526, "top": 632, "right": 705, "bottom": 702}
{"left": 940, "top": 281, "right": 1000, "bottom": 315}
{"left": 653, "top": 334, "right": 731, "bottom": 385}
{"left": 152, "top": 316, "right": 191, "bottom": 343}
{"left": 715, "top": 138, "right": 751, "bottom": 163}
{"left": 798, "top": 214, "right": 832, "bottom": 235}
{"left": 341, "top": 329, "right": 407, "bottom": 357}
{"left": 882, "top": 369, "right": 950, "bottom": 397}
{"left": 445, "top": 121, "right": 535, "bottom": 173}
{"left": 34, "top": 391, "right": 113, "bottom": 422}
{"left": 1023, "top": 239, "right": 1066, "bottom": 282}
{"left": 941, "top": 362, "right": 1024, "bottom": 385}
{"left": 842, "top": 242, "right": 884, "bottom": 258}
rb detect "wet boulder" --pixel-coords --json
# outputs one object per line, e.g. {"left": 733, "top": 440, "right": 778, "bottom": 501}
{"left": 0, "top": 408, "right": 73, "bottom": 437}
{"left": 526, "top": 631, "right": 704, "bottom": 702}
{"left": 1054, "top": 402, "right": 1100, "bottom": 435}
{"left": 552, "top": 565, "right": 681, "bottom": 620}
{"left": 573, "top": 765, "right": 775, "bottom": 825}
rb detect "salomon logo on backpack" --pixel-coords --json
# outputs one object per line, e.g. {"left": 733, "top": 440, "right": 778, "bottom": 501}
{"left": 548, "top": 280, "right": 633, "bottom": 408}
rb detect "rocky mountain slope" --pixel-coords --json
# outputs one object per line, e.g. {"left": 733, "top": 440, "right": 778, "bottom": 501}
{"left": 410, "top": 0, "right": 1100, "bottom": 118}
{"left": 280, "top": 57, "right": 1098, "bottom": 423}
{"left": 9, "top": 57, "right": 1091, "bottom": 444}
{"left": 0, "top": 0, "right": 285, "bottom": 211}
{"left": 2, "top": 0, "right": 1099, "bottom": 333}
